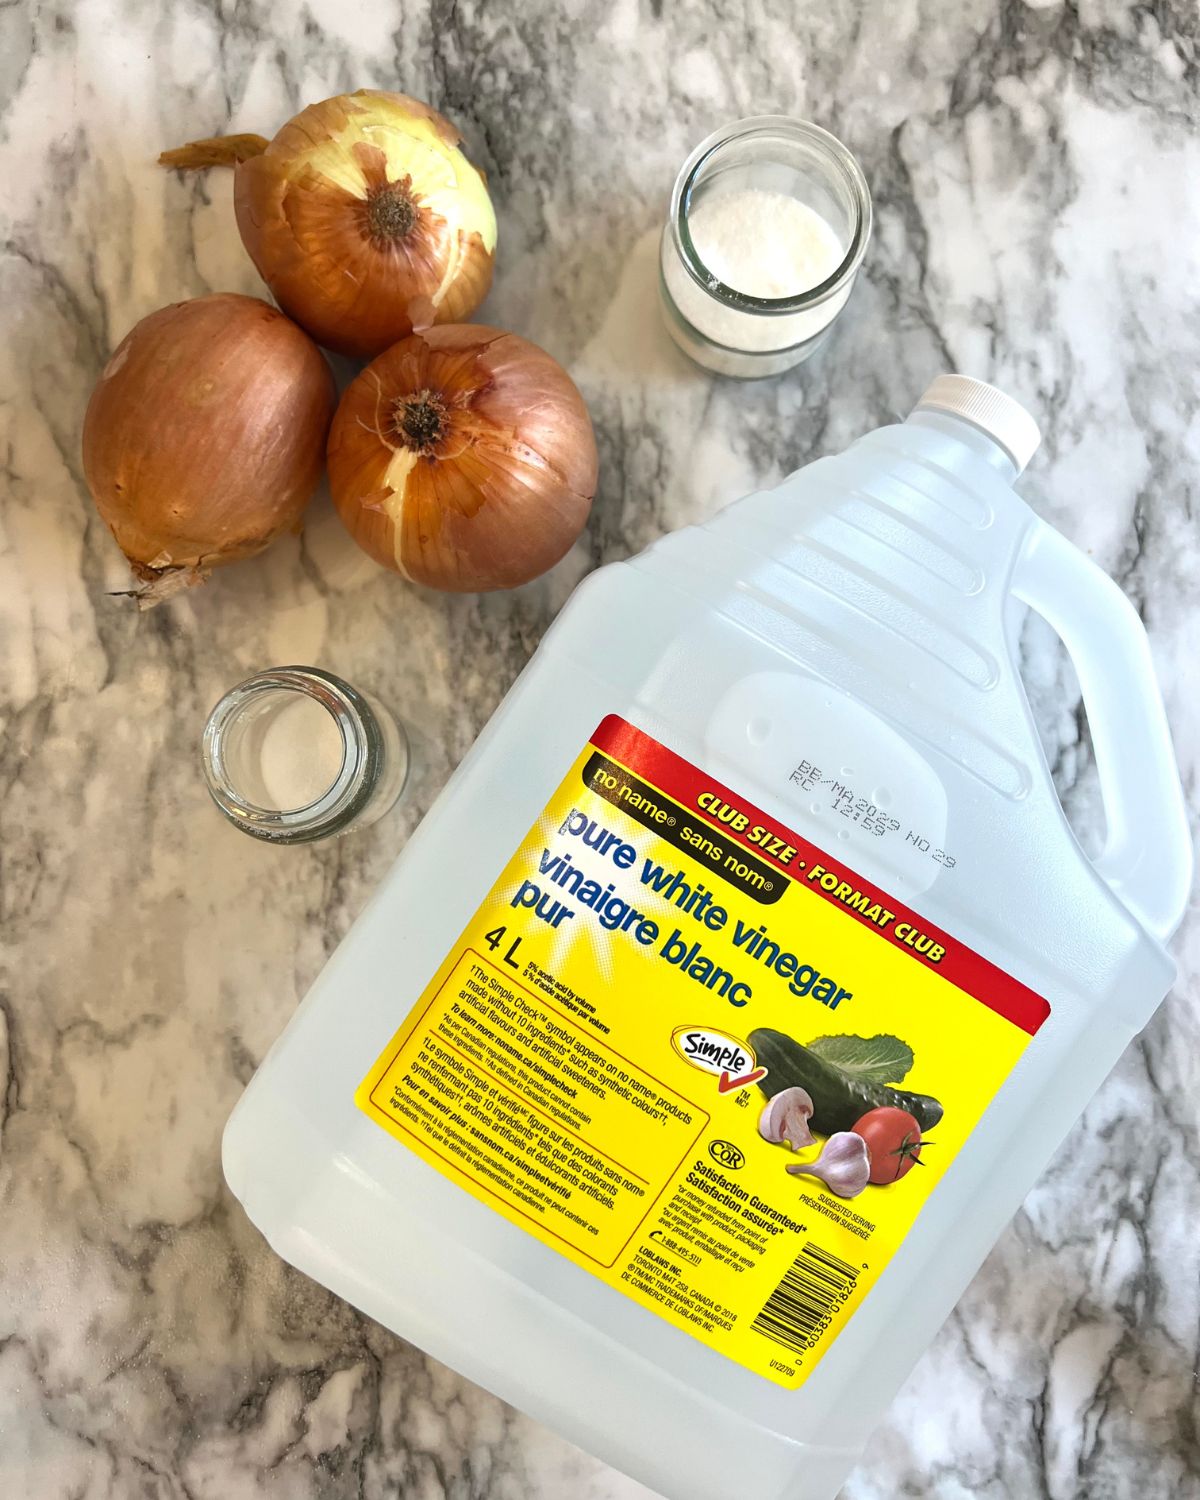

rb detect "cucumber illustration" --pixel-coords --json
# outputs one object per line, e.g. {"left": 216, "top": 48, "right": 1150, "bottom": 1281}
{"left": 749, "top": 1027, "right": 943, "bottom": 1135}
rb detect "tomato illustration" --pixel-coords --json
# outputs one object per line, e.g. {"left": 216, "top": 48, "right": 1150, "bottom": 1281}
{"left": 852, "top": 1106, "right": 924, "bottom": 1184}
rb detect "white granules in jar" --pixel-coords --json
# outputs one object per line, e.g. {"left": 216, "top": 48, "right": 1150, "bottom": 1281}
{"left": 689, "top": 188, "right": 844, "bottom": 300}
{"left": 662, "top": 187, "right": 851, "bottom": 373}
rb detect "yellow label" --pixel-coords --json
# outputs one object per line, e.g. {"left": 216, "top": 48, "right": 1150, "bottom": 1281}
{"left": 357, "top": 717, "right": 1049, "bottom": 1387}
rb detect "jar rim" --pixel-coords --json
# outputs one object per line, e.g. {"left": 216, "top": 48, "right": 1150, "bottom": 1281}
{"left": 670, "top": 114, "right": 873, "bottom": 316}
{"left": 202, "top": 666, "right": 384, "bottom": 845}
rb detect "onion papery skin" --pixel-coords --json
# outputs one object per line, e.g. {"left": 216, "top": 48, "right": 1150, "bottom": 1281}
{"left": 234, "top": 91, "right": 497, "bottom": 360}
{"left": 327, "top": 325, "right": 598, "bottom": 592}
{"left": 82, "top": 293, "right": 335, "bottom": 602}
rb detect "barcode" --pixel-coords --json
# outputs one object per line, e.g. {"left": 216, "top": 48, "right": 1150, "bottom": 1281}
{"left": 751, "top": 1241, "right": 859, "bottom": 1355}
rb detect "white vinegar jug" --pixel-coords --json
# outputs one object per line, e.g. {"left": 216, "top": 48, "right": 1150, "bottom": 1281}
{"left": 223, "top": 377, "right": 1191, "bottom": 1500}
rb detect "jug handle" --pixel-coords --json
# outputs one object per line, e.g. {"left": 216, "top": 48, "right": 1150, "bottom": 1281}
{"left": 1011, "top": 518, "right": 1192, "bottom": 942}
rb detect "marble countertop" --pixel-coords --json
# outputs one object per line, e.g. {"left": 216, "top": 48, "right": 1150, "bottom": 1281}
{"left": 3, "top": 1, "right": 1199, "bottom": 1496}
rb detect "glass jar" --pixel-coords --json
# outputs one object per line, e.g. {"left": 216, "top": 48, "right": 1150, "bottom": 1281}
{"left": 659, "top": 115, "right": 872, "bottom": 378}
{"left": 202, "top": 666, "right": 409, "bottom": 844}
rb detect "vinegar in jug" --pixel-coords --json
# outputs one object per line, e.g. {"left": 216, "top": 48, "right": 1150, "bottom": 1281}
{"left": 223, "top": 376, "right": 1190, "bottom": 1500}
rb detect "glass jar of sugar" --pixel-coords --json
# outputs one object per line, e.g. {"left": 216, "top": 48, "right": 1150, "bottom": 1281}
{"left": 202, "top": 666, "right": 409, "bottom": 844}
{"left": 659, "top": 115, "right": 872, "bottom": 378}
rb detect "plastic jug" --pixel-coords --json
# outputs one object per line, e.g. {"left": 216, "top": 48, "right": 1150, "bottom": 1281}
{"left": 223, "top": 376, "right": 1191, "bottom": 1500}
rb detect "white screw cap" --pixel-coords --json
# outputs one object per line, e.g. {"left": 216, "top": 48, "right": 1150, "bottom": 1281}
{"left": 913, "top": 375, "right": 1041, "bottom": 474}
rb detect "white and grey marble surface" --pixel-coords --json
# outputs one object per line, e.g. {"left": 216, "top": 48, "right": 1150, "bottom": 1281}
{"left": 2, "top": 1, "right": 1199, "bottom": 1496}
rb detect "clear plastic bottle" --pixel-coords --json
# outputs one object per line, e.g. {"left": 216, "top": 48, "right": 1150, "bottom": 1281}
{"left": 223, "top": 377, "right": 1190, "bottom": 1500}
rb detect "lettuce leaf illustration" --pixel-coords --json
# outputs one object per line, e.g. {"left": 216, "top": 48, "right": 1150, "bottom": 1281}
{"left": 807, "top": 1033, "right": 914, "bottom": 1086}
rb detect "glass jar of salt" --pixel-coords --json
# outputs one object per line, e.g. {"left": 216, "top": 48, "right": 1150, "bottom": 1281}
{"left": 202, "top": 667, "right": 409, "bottom": 844}
{"left": 660, "top": 115, "right": 872, "bottom": 377}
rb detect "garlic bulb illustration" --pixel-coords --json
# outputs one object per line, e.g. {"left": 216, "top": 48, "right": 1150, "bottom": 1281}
{"left": 786, "top": 1132, "right": 871, "bottom": 1199}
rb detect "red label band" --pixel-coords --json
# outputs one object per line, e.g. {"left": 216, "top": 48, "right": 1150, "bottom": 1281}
{"left": 591, "top": 715, "right": 1049, "bottom": 1037}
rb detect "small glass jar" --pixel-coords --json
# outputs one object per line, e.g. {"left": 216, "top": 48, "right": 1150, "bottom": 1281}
{"left": 659, "top": 115, "right": 872, "bottom": 378}
{"left": 202, "top": 666, "right": 409, "bottom": 844}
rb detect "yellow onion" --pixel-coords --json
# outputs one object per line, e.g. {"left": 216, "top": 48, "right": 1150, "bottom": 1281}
{"left": 82, "top": 293, "right": 335, "bottom": 604}
{"left": 162, "top": 91, "right": 497, "bottom": 360}
{"left": 327, "top": 325, "right": 597, "bottom": 591}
